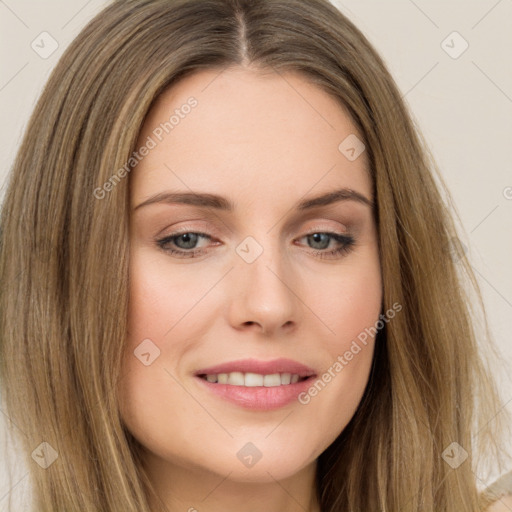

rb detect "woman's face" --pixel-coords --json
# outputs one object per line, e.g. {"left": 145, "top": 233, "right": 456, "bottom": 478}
{"left": 119, "top": 66, "right": 382, "bottom": 484}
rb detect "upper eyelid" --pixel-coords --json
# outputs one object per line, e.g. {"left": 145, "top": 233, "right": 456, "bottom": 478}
{"left": 137, "top": 196, "right": 371, "bottom": 242}
{"left": 161, "top": 226, "right": 351, "bottom": 238}
{"left": 159, "top": 216, "right": 354, "bottom": 237}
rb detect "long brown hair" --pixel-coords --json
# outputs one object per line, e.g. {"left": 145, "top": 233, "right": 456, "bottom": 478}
{"left": 0, "top": 0, "right": 508, "bottom": 510}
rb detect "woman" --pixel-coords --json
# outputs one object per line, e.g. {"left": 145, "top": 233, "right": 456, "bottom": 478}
{"left": 0, "top": 0, "right": 509, "bottom": 510}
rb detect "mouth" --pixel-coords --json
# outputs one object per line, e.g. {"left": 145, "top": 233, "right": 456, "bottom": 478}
{"left": 193, "top": 358, "right": 317, "bottom": 410}
{"left": 197, "top": 372, "right": 310, "bottom": 387}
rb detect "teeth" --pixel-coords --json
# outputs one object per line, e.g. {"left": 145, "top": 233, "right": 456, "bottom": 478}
{"left": 245, "top": 372, "right": 264, "bottom": 387}
{"left": 281, "top": 373, "right": 291, "bottom": 385}
{"left": 202, "top": 372, "right": 305, "bottom": 387}
{"left": 227, "top": 372, "right": 244, "bottom": 386}
{"left": 263, "top": 373, "right": 281, "bottom": 387}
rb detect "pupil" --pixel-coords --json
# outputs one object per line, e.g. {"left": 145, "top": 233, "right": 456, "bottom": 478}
{"left": 178, "top": 233, "right": 197, "bottom": 249}
{"left": 310, "top": 233, "right": 328, "bottom": 249}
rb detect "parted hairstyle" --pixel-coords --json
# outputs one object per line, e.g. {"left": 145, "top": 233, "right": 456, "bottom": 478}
{"left": 0, "top": 0, "right": 509, "bottom": 511}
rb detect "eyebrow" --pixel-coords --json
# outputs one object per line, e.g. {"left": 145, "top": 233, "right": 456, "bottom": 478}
{"left": 133, "top": 187, "right": 374, "bottom": 212}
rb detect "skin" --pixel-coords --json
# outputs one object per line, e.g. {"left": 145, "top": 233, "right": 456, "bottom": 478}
{"left": 118, "top": 65, "right": 383, "bottom": 512}
{"left": 486, "top": 495, "right": 512, "bottom": 512}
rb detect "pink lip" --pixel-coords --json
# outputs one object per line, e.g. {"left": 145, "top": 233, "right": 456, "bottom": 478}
{"left": 194, "top": 358, "right": 317, "bottom": 411}
{"left": 194, "top": 358, "right": 316, "bottom": 378}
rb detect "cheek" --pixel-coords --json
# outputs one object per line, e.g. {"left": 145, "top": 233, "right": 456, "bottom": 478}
{"left": 119, "top": 264, "right": 194, "bottom": 451}
{"left": 125, "top": 248, "right": 204, "bottom": 342}
{"left": 314, "top": 255, "right": 383, "bottom": 350}
{"left": 120, "top": 255, "right": 175, "bottom": 422}
{"left": 300, "top": 256, "right": 382, "bottom": 424}
{"left": 120, "top": 249, "right": 215, "bottom": 432}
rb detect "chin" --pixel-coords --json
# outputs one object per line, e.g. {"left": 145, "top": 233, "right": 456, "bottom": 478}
{"left": 165, "top": 441, "right": 319, "bottom": 484}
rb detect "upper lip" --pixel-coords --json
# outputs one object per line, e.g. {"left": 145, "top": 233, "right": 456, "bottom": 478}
{"left": 195, "top": 358, "right": 317, "bottom": 378}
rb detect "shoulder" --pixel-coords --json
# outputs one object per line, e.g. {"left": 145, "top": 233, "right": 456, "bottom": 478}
{"left": 485, "top": 494, "right": 512, "bottom": 511}
{"left": 481, "top": 471, "right": 512, "bottom": 512}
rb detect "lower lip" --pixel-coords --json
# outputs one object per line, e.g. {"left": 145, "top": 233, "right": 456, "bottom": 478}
{"left": 195, "top": 376, "right": 316, "bottom": 410}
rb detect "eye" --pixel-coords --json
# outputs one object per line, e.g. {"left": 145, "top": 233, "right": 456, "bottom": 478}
{"left": 297, "top": 232, "right": 356, "bottom": 259}
{"left": 155, "top": 230, "right": 356, "bottom": 259}
{"left": 156, "top": 231, "right": 213, "bottom": 258}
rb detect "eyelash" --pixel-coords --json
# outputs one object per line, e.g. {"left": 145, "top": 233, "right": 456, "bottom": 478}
{"left": 155, "top": 230, "right": 356, "bottom": 260}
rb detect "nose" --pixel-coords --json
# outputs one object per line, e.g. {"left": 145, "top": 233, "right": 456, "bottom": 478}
{"left": 226, "top": 238, "right": 300, "bottom": 337}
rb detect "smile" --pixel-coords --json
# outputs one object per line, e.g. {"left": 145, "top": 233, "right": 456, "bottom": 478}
{"left": 193, "top": 358, "right": 317, "bottom": 410}
{"left": 198, "top": 372, "right": 308, "bottom": 387}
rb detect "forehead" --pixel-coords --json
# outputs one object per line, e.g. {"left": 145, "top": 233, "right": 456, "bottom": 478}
{"left": 130, "top": 66, "right": 371, "bottom": 209}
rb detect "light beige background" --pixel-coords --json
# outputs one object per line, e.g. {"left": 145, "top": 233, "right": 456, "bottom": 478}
{"left": 1, "top": 0, "right": 511, "bottom": 510}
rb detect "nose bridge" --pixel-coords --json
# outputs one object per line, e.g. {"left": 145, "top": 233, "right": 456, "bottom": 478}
{"left": 229, "top": 226, "right": 299, "bottom": 332}
{"left": 236, "top": 228, "right": 290, "bottom": 294}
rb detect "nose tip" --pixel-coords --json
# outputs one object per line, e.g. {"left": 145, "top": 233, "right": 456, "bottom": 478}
{"left": 228, "top": 254, "right": 299, "bottom": 336}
